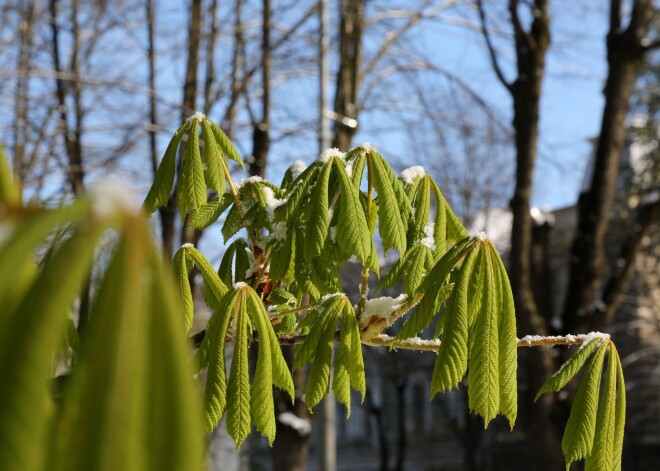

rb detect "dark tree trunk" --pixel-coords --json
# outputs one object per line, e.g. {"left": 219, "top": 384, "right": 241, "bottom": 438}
{"left": 562, "top": 0, "right": 657, "bottom": 334}
{"left": 331, "top": 0, "right": 364, "bottom": 151}
{"left": 272, "top": 347, "right": 312, "bottom": 471}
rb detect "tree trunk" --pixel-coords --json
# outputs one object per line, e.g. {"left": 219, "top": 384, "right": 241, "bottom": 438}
{"left": 331, "top": 0, "right": 364, "bottom": 151}
{"left": 562, "top": 0, "right": 656, "bottom": 333}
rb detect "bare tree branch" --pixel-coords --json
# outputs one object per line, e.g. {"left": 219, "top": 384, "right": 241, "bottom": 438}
{"left": 476, "top": 0, "right": 512, "bottom": 91}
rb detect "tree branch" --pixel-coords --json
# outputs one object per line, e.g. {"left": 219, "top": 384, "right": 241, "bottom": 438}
{"left": 476, "top": 0, "right": 512, "bottom": 92}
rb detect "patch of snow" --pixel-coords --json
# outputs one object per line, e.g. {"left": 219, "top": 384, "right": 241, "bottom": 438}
{"left": 474, "top": 231, "right": 489, "bottom": 242}
{"left": 233, "top": 281, "right": 248, "bottom": 289}
{"left": 319, "top": 148, "right": 345, "bottom": 163}
{"left": 278, "top": 412, "right": 312, "bottom": 436}
{"left": 187, "top": 111, "right": 205, "bottom": 123}
{"left": 469, "top": 207, "right": 512, "bottom": 252}
{"left": 88, "top": 179, "right": 138, "bottom": 219}
{"left": 416, "top": 222, "right": 435, "bottom": 250}
{"left": 320, "top": 293, "right": 344, "bottom": 303}
{"left": 363, "top": 294, "right": 407, "bottom": 320}
{"left": 345, "top": 160, "right": 354, "bottom": 178}
{"left": 262, "top": 186, "right": 286, "bottom": 221}
{"left": 400, "top": 166, "right": 426, "bottom": 185}
{"left": 181, "top": 243, "right": 194, "bottom": 249}
{"left": 235, "top": 175, "right": 264, "bottom": 189}
{"left": 361, "top": 142, "right": 374, "bottom": 153}
{"left": 289, "top": 160, "right": 307, "bottom": 180}
{"left": 271, "top": 221, "right": 287, "bottom": 242}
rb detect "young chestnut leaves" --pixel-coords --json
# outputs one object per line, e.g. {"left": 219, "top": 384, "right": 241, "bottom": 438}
{"left": 139, "top": 117, "right": 626, "bottom": 468}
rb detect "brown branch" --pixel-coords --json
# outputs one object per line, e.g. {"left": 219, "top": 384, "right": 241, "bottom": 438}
{"left": 476, "top": 0, "right": 512, "bottom": 92}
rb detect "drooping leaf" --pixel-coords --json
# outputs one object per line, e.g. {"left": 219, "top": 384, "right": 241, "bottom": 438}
{"left": 208, "top": 119, "right": 245, "bottom": 169}
{"left": 52, "top": 222, "right": 205, "bottom": 471}
{"left": 0, "top": 147, "right": 20, "bottom": 204}
{"left": 172, "top": 247, "right": 194, "bottom": 333}
{"left": 586, "top": 344, "right": 617, "bottom": 471}
{"left": 203, "top": 290, "right": 236, "bottom": 430}
{"left": 371, "top": 152, "right": 407, "bottom": 254}
{"left": 490, "top": 244, "right": 517, "bottom": 428}
{"left": 335, "top": 160, "right": 371, "bottom": 264}
{"left": 200, "top": 119, "right": 226, "bottom": 195}
{"left": 306, "top": 335, "right": 334, "bottom": 411}
{"left": 304, "top": 162, "right": 332, "bottom": 261}
{"left": 188, "top": 193, "right": 233, "bottom": 229}
{"left": 222, "top": 204, "right": 243, "bottom": 243}
{"left": 143, "top": 122, "right": 187, "bottom": 213}
{"left": 535, "top": 338, "right": 602, "bottom": 401}
{"left": 0, "top": 224, "right": 102, "bottom": 471}
{"left": 613, "top": 350, "right": 626, "bottom": 470}
{"left": 184, "top": 245, "right": 228, "bottom": 305}
{"left": 177, "top": 121, "right": 207, "bottom": 217}
{"left": 562, "top": 344, "right": 607, "bottom": 467}
{"left": 226, "top": 290, "right": 251, "bottom": 448}
{"left": 467, "top": 245, "right": 499, "bottom": 426}
{"left": 430, "top": 247, "right": 479, "bottom": 395}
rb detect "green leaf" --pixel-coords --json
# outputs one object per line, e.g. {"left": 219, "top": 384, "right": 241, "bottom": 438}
{"left": 270, "top": 228, "right": 295, "bottom": 282}
{"left": 184, "top": 245, "right": 229, "bottom": 310}
{"left": 226, "top": 290, "right": 251, "bottom": 448}
{"left": 222, "top": 204, "right": 243, "bottom": 243}
{"left": 349, "top": 151, "right": 366, "bottom": 188}
{"left": 402, "top": 244, "right": 432, "bottom": 296}
{"left": 433, "top": 197, "right": 448, "bottom": 256}
{"left": 335, "top": 160, "right": 371, "bottom": 264}
{"left": 275, "top": 162, "right": 320, "bottom": 221}
{"left": 143, "top": 122, "right": 187, "bottom": 213}
{"left": 246, "top": 292, "right": 276, "bottom": 445}
{"left": 189, "top": 193, "right": 233, "bottom": 229}
{"left": 562, "top": 344, "right": 607, "bottom": 467}
{"left": 306, "top": 335, "right": 334, "bottom": 411}
{"left": 0, "top": 146, "right": 20, "bottom": 204}
{"left": 246, "top": 290, "right": 294, "bottom": 400}
{"left": 430, "top": 247, "right": 478, "bottom": 396}
{"left": 208, "top": 119, "right": 245, "bottom": 169}
{"left": 410, "top": 175, "right": 431, "bottom": 246}
{"left": 0, "top": 224, "right": 101, "bottom": 471}
{"left": 177, "top": 121, "right": 207, "bottom": 217}
{"left": 429, "top": 178, "right": 467, "bottom": 248}
{"left": 535, "top": 338, "right": 602, "bottom": 401}
{"left": 467, "top": 245, "right": 499, "bottom": 426}
{"left": 490, "top": 244, "right": 517, "bottom": 428}
{"left": 304, "top": 162, "right": 332, "bottom": 261}
{"left": 52, "top": 222, "right": 205, "bottom": 471}
{"left": 396, "top": 238, "right": 471, "bottom": 340}
{"left": 173, "top": 247, "right": 194, "bottom": 333}
{"left": 613, "top": 349, "right": 626, "bottom": 470}
{"left": 371, "top": 153, "right": 407, "bottom": 253}
{"left": 344, "top": 303, "right": 365, "bottom": 399}
{"left": 586, "top": 344, "right": 617, "bottom": 471}
{"left": 203, "top": 290, "right": 236, "bottom": 430}
{"left": 200, "top": 119, "right": 226, "bottom": 194}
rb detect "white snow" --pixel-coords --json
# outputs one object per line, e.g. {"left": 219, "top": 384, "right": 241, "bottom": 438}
{"left": 475, "top": 231, "right": 489, "bottom": 242}
{"left": 278, "top": 412, "right": 312, "bottom": 436}
{"left": 233, "top": 281, "right": 248, "bottom": 289}
{"left": 187, "top": 111, "right": 205, "bottom": 123}
{"left": 88, "top": 179, "right": 138, "bottom": 219}
{"left": 363, "top": 294, "right": 407, "bottom": 320}
{"left": 320, "top": 293, "right": 344, "bottom": 303}
{"left": 271, "top": 221, "right": 287, "bottom": 242}
{"left": 468, "top": 207, "right": 512, "bottom": 252}
{"left": 400, "top": 166, "right": 426, "bottom": 185}
{"left": 289, "top": 160, "right": 308, "bottom": 180}
{"left": 319, "top": 148, "right": 345, "bottom": 163}
{"left": 345, "top": 160, "right": 354, "bottom": 178}
{"left": 516, "top": 332, "right": 610, "bottom": 348}
{"left": 373, "top": 334, "right": 440, "bottom": 348}
{"left": 417, "top": 222, "right": 435, "bottom": 250}
{"left": 235, "top": 175, "right": 264, "bottom": 189}
{"left": 181, "top": 243, "right": 194, "bottom": 249}
{"left": 262, "top": 186, "right": 286, "bottom": 221}
{"left": 361, "top": 142, "right": 374, "bottom": 153}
